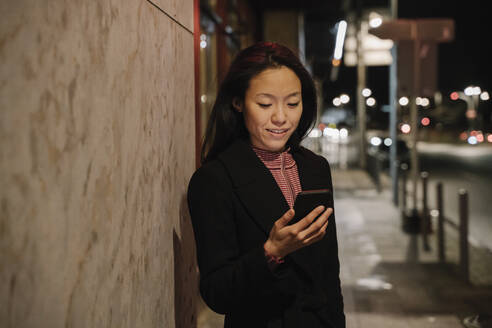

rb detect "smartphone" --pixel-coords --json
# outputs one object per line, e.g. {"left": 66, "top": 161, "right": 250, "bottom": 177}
{"left": 290, "top": 189, "right": 332, "bottom": 225}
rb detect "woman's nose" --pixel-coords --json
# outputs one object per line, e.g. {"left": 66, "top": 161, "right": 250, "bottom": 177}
{"left": 271, "top": 105, "right": 287, "bottom": 125}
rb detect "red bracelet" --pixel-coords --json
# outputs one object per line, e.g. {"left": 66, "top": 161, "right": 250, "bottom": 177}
{"left": 264, "top": 246, "right": 285, "bottom": 264}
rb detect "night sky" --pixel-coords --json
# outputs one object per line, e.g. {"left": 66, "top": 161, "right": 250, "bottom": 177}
{"left": 308, "top": 0, "right": 492, "bottom": 109}
{"left": 398, "top": 0, "right": 491, "bottom": 96}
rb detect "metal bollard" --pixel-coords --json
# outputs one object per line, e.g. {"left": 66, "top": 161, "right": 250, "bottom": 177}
{"left": 421, "top": 172, "right": 430, "bottom": 251}
{"left": 459, "top": 189, "right": 469, "bottom": 282}
{"left": 376, "top": 153, "right": 383, "bottom": 193}
{"left": 400, "top": 163, "right": 408, "bottom": 214}
{"left": 437, "top": 182, "right": 445, "bottom": 262}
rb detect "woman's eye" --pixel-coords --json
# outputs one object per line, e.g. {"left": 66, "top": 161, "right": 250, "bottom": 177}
{"left": 288, "top": 102, "right": 300, "bottom": 107}
{"left": 258, "top": 103, "right": 272, "bottom": 108}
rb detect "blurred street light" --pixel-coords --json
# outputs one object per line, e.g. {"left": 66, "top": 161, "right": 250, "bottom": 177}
{"left": 399, "top": 96, "right": 409, "bottom": 106}
{"left": 370, "top": 136, "right": 382, "bottom": 146}
{"left": 362, "top": 88, "right": 372, "bottom": 97}
{"left": 450, "top": 86, "right": 489, "bottom": 131}
{"left": 464, "top": 85, "right": 481, "bottom": 96}
{"left": 415, "top": 97, "right": 430, "bottom": 107}
{"left": 330, "top": 20, "right": 347, "bottom": 81}
{"left": 401, "top": 123, "right": 411, "bottom": 134}
{"left": 366, "top": 97, "right": 376, "bottom": 107}
{"left": 334, "top": 20, "right": 347, "bottom": 61}
{"left": 339, "top": 128, "right": 349, "bottom": 140}
{"left": 340, "top": 94, "right": 350, "bottom": 104}
{"left": 200, "top": 34, "right": 208, "bottom": 48}
{"left": 368, "top": 12, "right": 383, "bottom": 28}
{"left": 459, "top": 130, "right": 487, "bottom": 145}
{"left": 467, "top": 135, "right": 478, "bottom": 145}
{"left": 464, "top": 86, "right": 474, "bottom": 96}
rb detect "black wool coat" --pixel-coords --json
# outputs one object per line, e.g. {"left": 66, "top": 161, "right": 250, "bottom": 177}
{"left": 187, "top": 138, "right": 345, "bottom": 328}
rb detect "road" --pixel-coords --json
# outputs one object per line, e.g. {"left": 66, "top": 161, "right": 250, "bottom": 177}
{"left": 418, "top": 142, "right": 492, "bottom": 251}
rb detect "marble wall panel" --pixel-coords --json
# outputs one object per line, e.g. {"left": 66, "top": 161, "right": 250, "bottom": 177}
{"left": 148, "top": 0, "right": 194, "bottom": 32}
{"left": 0, "top": 1, "right": 197, "bottom": 327}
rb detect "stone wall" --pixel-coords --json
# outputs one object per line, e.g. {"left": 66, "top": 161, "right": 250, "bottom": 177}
{"left": 0, "top": 1, "right": 197, "bottom": 327}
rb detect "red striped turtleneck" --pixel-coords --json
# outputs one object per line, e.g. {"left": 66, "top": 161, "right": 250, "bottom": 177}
{"left": 252, "top": 146, "right": 302, "bottom": 208}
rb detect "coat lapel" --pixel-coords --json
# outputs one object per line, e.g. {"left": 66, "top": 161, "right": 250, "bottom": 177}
{"left": 217, "top": 138, "right": 290, "bottom": 236}
{"left": 292, "top": 149, "right": 331, "bottom": 192}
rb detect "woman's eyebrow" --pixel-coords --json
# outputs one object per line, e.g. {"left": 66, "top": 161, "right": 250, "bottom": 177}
{"left": 285, "top": 91, "right": 301, "bottom": 97}
{"left": 255, "top": 91, "right": 301, "bottom": 98}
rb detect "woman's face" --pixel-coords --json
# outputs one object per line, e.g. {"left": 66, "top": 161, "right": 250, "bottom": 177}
{"left": 236, "top": 66, "right": 303, "bottom": 152}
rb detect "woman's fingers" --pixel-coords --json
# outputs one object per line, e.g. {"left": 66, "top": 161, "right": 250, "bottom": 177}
{"left": 298, "top": 207, "right": 332, "bottom": 241}
{"left": 268, "top": 207, "right": 332, "bottom": 257}
{"left": 295, "top": 205, "right": 326, "bottom": 230}
{"left": 277, "top": 208, "right": 295, "bottom": 228}
{"left": 304, "top": 217, "right": 330, "bottom": 244}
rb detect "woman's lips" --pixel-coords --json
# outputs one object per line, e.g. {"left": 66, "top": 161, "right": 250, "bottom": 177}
{"left": 267, "top": 128, "right": 289, "bottom": 136}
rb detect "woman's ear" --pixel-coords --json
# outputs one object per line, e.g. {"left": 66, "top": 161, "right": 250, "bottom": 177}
{"left": 232, "top": 97, "right": 243, "bottom": 112}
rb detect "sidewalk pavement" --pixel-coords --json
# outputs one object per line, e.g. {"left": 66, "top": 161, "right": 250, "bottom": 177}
{"left": 334, "top": 169, "right": 492, "bottom": 328}
{"left": 197, "top": 169, "right": 492, "bottom": 328}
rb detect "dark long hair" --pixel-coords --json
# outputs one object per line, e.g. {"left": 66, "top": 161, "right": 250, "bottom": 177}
{"left": 201, "top": 42, "right": 317, "bottom": 164}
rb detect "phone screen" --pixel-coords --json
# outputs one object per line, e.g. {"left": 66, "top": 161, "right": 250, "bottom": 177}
{"left": 290, "top": 189, "right": 332, "bottom": 225}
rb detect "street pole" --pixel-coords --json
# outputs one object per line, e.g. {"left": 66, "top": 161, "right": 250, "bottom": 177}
{"left": 389, "top": 0, "right": 399, "bottom": 206}
{"left": 410, "top": 25, "right": 421, "bottom": 213}
{"left": 357, "top": 20, "right": 367, "bottom": 169}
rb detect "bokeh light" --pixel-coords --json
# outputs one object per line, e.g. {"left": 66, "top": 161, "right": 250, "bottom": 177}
{"left": 401, "top": 123, "right": 411, "bottom": 134}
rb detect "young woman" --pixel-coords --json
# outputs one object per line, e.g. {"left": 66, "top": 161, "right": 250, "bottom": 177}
{"left": 187, "top": 42, "right": 345, "bottom": 328}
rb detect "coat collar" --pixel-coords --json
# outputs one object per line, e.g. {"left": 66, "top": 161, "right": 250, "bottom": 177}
{"left": 217, "top": 138, "right": 289, "bottom": 234}
{"left": 217, "top": 138, "right": 331, "bottom": 281}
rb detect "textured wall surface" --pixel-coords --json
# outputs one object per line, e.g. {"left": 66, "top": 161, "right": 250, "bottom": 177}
{"left": 0, "top": 1, "right": 197, "bottom": 327}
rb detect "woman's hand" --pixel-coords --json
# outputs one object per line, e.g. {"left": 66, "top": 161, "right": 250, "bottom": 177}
{"left": 264, "top": 206, "right": 333, "bottom": 258}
